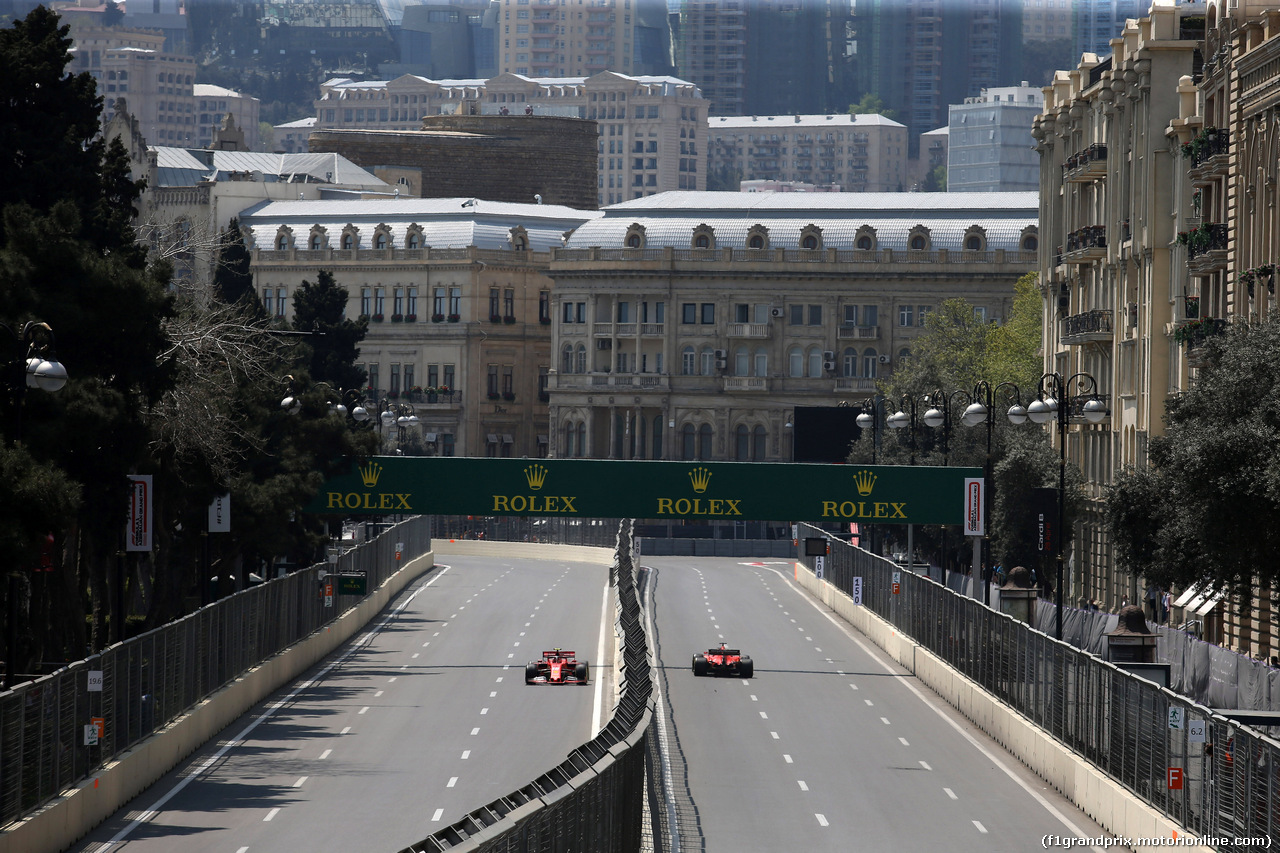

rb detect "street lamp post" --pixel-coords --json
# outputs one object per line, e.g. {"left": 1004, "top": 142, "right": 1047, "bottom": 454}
{"left": 923, "top": 389, "right": 976, "bottom": 587}
{"left": 1026, "top": 372, "right": 1107, "bottom": 641}
{"left": 960, "top": 381, "right": 1028, "bottom": 606}
{"left": 855, "top": 396, "right": 886, "bottom": 464}
{"left": 2, "top": 320, "right": 69, "bottom": 688}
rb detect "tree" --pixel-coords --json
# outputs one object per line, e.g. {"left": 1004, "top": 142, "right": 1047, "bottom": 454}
{"left": 292, "top": 270, "right": 368, "bottom": 390}
{"left": 849, "top": 273, "right": 1067, "bottom": 570}
{"left": 847, "top": 92, "right": 897, "bottom": 122}
{"left": 1108, "top": 318, "right": 1280, "bottom": 604}
{"left": 921, "top": 164, "right": 947, "bottom": 192}
{"left": 213, "top": 219, "right": 259, "bottom": 308}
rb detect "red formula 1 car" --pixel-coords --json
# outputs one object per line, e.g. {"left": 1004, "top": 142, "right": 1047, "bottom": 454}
{"left": 692, "top": 642, "right": 754, "bottom": 678}
{"left": 525, "top": 649, "right": 591, "bottom": 685}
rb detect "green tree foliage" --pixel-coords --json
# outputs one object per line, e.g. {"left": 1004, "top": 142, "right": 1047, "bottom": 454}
{"left": 292, "top": 270, "right": 368, "bottom": 390}
{"left": 213, "top": 218, "right": 258, "bottom": 308}
{"left": 849, "top": 273, "right": 1068, "bottom": 570}
{"left": 1, "top": 7, "right": 176, "bottom": 661}
{"left": 1108, "top": 319, "right": 1280, "bottom": 603}
{"left": 847, "top": 92, "right": 898, "bottom": 122}
{"left": 921, "top": 164, "right": 947, "bottom": 192}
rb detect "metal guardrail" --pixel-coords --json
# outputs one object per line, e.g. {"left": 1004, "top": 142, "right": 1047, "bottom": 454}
{"left": 0, "top": 516, "right": 432, "bottom": 828}
{"left": 402, "top": 519, "right": 652, "bottom": 853}
{"left": 797, "top": 523, "right": 1280, "bottom": 849}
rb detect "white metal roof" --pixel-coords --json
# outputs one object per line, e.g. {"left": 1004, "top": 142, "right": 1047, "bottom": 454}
{"left": 566, "top": 191, "right": 1038, "bottom": 250}
{"left": 239, "top": 197, "right": 600, "bottom": 251}
{"left": 710, "top": 114, "right": 907, "bottom": 130}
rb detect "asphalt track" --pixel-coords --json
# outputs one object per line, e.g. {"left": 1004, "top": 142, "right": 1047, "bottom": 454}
{"left": 644, "top": 556, "right": 1115, "bottom": 852}
{"left": 70, "top": 555, "right": 611, "bottom": 853}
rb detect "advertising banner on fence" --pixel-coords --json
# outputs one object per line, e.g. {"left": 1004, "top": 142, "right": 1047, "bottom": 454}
{"left": 126, "top": 474, "right": 153, "bottom": 552}
{"left": 963, "top": 477, "right": 984, "bottom": 537}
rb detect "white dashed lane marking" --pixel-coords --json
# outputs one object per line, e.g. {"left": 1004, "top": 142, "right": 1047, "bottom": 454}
{"left": 319, "top": 749, "right": 331, "bottom": 760}
{"left": 945, "top": 788, "right": 958, "bottom": 799}
{"left": 264, "top": 808, "right": 280, "bottom": 822}
{"left": 432, "top": 808, "right": 444, "bottom": 821}
{"left": 816, "top": 814, "right": 829, "bottom": 827}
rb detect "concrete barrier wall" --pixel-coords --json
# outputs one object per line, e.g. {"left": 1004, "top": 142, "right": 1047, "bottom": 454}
{"left": 791, "top": 564, "right": 1212, "bottom": 853}
{"left": 3, "top": 549, "right": 435, "bottom": 853}
{"left": 433, "top": 539, "right": 616, "bottom": 564}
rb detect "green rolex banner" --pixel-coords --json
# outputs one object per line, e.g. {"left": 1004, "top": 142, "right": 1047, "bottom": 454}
{"left": 305, "top": 457, "right": 983, "bottom": 525}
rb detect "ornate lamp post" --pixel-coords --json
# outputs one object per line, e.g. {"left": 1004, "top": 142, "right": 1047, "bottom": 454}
{"left": 960, "top": 381, "right": 1028, "bottom": 606}
{"left": 1026, "top": 372, "right": 1107, "bottom": 641}
{"left": 854, "top": 396, "right": 887, "bottom": 464}
{"left": 2, "top": 320, "right": 68, "bottom": 687}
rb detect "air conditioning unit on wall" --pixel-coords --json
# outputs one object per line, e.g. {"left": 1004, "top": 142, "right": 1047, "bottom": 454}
{"left": 822, "top": 360, "right": 836, "bottom": 372}
{"left": 879, "top": 354, "right": 891, "bottom": 364}
{"left": 770, "top": 307, "right": 784, "bottom": 318}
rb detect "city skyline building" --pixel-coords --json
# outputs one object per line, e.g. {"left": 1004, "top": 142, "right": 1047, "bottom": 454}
{"left": 850, "top": 0, "right": 1025, "bottom": 158}
{"left": 947, "top": 82, "right": 1043, "bottom": 192}
{"left": 491, "top": 0, "right": 672, "bottom": 79}
{"left": 313, "top": 71, "right": 708, "bottom": 205}
{"left": 674, "top": 0, "right": 857, "bottom": 118}
{"left": 706, "top": 113, "right": 909, "bottom": 192}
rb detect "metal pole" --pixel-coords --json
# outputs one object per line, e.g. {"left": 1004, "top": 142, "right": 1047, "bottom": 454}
{"left": 1056, "top": 405, "right": 1066, "bottom": 642}
{"left": 4, "top": 573, "right": 18, "bottom": 687}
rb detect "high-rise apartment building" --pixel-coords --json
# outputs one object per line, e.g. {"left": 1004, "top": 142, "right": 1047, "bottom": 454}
{"left": 1073, "top": 0, "right": 1144, "bottom": 59}
{"left": 850, "top": 0, "right": 1024, "bottom": 158}
{"left": 314, "top": 71, "right": 707, "bottom": 205}
{"left": 948, "top": 83, "right": 1043, "bottom": 192}
{"left": 492, "top": 0, "right": 671, "bottom": 78}
{"left": 675, "top": 0, "right": 856, "bottom": 118}
{"left": 1022, "top": 0, "right": 1073, "bottom": 43}
{"left": 706, "top": 114, "right": 909, "bottom": 192}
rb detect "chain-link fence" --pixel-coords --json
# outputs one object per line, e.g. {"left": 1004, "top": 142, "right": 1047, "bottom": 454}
{"left": 798, "top": 523, "right": 1280, "bottom": 849}
{"left": 401, "top": 519, "right": 653, "bottom": 853}
{"left": 0, "top": 516, "right": 432, "bottom": 828}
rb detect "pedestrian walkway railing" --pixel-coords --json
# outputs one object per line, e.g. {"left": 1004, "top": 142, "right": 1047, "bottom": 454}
{"left": 0, "top": 516, "right": 432, "bottom": 828}
{"left": 798, "top": 523, "right": 1280, "bottom": 849}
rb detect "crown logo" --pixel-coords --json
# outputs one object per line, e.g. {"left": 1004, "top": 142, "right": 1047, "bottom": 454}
{"left": 525, "top": 463, "right": 548, "bottom": 491}
{"left": 359, "top": 460, "right": 383, "bottom": 488}
{"left": 853, "top": 469, "right": 877, "bottom": 496}
{"left": 688, "top": 466, "right": 712, "bottom": 494}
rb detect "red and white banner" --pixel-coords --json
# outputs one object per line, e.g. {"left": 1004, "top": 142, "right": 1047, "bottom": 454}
{"left": 126, "top": 475, "right": 153, "bottom": 552}
{"left": 962, "top": 477, "right": 985, "bottom": 537}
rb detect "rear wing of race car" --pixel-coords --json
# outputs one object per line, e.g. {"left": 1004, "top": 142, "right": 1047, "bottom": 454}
{"left": 543, "top": 649, "right": 577, "bottom": 659}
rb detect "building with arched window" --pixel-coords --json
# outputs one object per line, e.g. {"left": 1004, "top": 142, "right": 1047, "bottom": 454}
{"left": 546, "top": 190, "right": 1037, "bottom": 460}
{"left": 241, "top": 197, "right": 599, "bottom": 459}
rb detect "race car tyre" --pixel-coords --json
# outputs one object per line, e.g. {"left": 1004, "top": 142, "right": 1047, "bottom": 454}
{"left": 692, "top": 654, "right": 709, "bottom": 677}
{"left": 525, "top": 662, "right": 540, "bottom": 684}
{"left": 575, "top": 661, "right": 589, "bottom": 684}
{"left": 739, "top": 656, "right": 754, "bottom": 678}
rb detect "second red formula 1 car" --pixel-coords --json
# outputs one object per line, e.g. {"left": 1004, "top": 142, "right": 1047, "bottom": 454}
{"left": 525, "top": 648, "right": 590, "bottom": 685}
{"left": 692, "top": 642, "right": 754, "bottom": 678}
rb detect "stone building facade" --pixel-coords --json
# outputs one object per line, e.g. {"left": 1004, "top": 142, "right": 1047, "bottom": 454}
{"left": 308, "top": 115, "right": 599, "bottom": 209}
{"left": 312, "top": 71, "right": 708, "bottom": 205}
{"left": 544, "top": 191, "right": 1038, "bottom": 461}
{"left": 238, "top": 198, "right": 600, "bottom": 459}
{"left": 706, "top": 114, "right": 910, "bottom": 193}
{"left": 1034, "top": 2, "right": 1203, "bottom": 624}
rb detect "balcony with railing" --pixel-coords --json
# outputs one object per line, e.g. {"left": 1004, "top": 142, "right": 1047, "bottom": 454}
{"left": 727, "top": 322, "right": 771, "bottom": 339}
{"left": 837, "top": 324, "right": 880, "bottom": 340}
{"left": 834, "top": 377, "right": 877, "bottom": 393}
{"left": 1175, "top": 317, "right": 1228, "bottom": 367}
{"left": 1181, "top": 223, "right": 1229, "bottom": 271}
{"left": 723, "top": 376, "right": 768, "bottom": 392}
{"left": 1060, "top": 309, "right": 1113, "bottom": 345}
{"left": 401, "top": 389, "right": 463, "bottom": 408}
{"left": 1186, "top": 128, "right": 1230, "bottom": 181}
{"left": 1061, "top": 225, "right": 1106, "bottom": 264}
{"left": 1062, "top": 143, "right": 1108, "bottom": 183}
{"left": 554, "top": 372, "right": 670, "bottom": 392}
{"left": 1066, "top": 393, "right": 1111, "bottom": 424}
